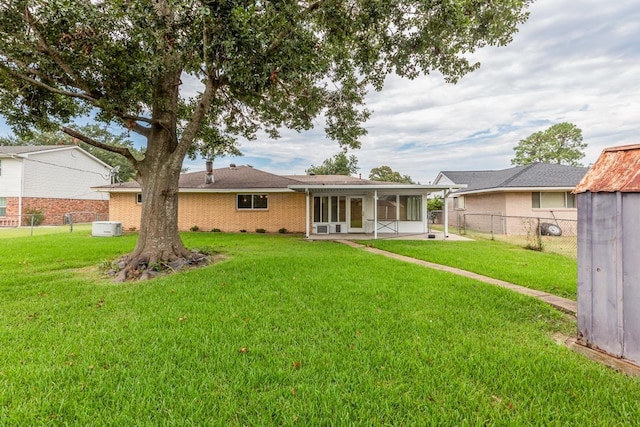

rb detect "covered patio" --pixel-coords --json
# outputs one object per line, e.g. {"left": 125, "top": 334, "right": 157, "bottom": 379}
{"left": 288, "top": 180, "right": 463, "bottom": 239}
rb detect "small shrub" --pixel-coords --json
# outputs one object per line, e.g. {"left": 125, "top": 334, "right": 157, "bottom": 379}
{"left": 24, "top": 208, "right": 45, "bottom": 226}
{"left": 211, "top": 228, "right": 221, "bottom": 232}
{"left": 278, "top": 228, "right": 287, "bottom": 234}
{"left": 190, "top": 225, "right": 200, "bottom": 232}
{"left": 240, "top": 229, "right": 247, "bottom": 233}
{"left": 256, "top": 228, "right": 266, "bottom": 233}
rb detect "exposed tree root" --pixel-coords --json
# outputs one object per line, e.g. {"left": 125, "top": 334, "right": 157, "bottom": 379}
{"left": 110, "top": 248, "right": 212, "bottom": 282}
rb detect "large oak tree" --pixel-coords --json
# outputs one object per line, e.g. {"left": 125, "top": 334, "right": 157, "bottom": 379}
{"left": 0, "top": 0, "right": 532, "bottom": 279}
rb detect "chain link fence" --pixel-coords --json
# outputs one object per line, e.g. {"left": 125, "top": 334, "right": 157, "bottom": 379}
{"left": 431, "top": 211, "right": 578, "bottom": 259}
{"left": 0, "top": 211, "right": 108, "bottom": 229}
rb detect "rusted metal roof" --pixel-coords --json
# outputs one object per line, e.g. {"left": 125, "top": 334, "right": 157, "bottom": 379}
{"left": 574, "top": 144, "right": 640, "bottom": 193}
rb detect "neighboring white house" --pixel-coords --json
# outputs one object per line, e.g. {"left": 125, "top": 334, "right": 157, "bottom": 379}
{"left": 0, "top": 145, "right": 112, "bottom": 226}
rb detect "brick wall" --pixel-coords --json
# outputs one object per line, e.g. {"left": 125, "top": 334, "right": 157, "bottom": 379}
{"left": 22, "top": 197, "right": 109, "bottom": 225}
{"left": 108, "top": 193, "right": 142, "bottom": 231}
{"left": 108, "top": 191, "right": 307, "bottom": 233}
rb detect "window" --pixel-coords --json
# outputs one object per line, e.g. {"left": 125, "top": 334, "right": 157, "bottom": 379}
{"left": 377, "top": 195, "right": 422, "bottom": 221}
{"left": 0, "top": 197, "right": 5, "bottom": 216}
{"left": 136, "top": 193, "right": 142, "bottom": 204}
{"left": 453, "top": 196, "right": 465, "bottom": 209}
{"left": 328, "top": 196, "right": 346, "bottom": 222}
{"left": 399, "top": 196, "right": 422, "bottom": 221}
{"left": 237, "top": 194, "right": 268, "bottom": 210}
{"left": 377, "top": 195, "right": 397, "bottom": 220}
{"left": 532, "top": 192, "right": 575, "bottom": 209}
{"left": 313, "top": 196, "right": 329, "bottom": 222}
{"left": 314, "top": 196, "right": 346, "bottom": 223}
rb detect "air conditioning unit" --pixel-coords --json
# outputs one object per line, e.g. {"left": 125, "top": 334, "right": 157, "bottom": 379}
{"left": 92, "top": 221, "right": 123, "bottom": 237}
{"left": 316, "top": 224, "right": 329, "bottom": 234}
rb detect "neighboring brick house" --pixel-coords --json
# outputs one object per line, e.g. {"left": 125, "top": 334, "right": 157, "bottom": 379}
{"left": 433, "top": 163, "right": 589, "bottom": 235}
{"left": 96, "top": 164, "right": 460, "bottom": 237}
{"left": 0, "top": 145, "right": 111, "bottom": 226}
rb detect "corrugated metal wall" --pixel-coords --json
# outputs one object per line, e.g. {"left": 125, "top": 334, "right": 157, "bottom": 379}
{"left": 577, "top": 191, "right": 640, "bottom": 364}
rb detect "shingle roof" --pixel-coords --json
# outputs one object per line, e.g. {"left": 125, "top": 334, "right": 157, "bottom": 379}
{"left": 180, "top": 166, "right": 300, "bottom": 189}
{"left": 0, "top": 145, "right": 75, "bottom": 155}
{"left": 101, "top": 166, "right": 378, "bottom": 190}
{"left": 440, "top": 163, "right": 589, "bottom": 194}
{"left": 283, "top": 174, "right": 380, "bottom": 185}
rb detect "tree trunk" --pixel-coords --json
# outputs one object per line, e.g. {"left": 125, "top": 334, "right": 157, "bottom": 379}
{"left": 115, "top": 141, "right": 193, "bottom": 281}
{"left": 115, "top": 68, "right": 201, "bottom": 281}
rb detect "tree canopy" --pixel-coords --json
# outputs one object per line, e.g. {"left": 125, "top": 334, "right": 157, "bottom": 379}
{"left": 511, "top": 122, "right": 587, "bottom": 166}
{"left": 306, "top": 151, "right": 359, "bottom": 176}
{"left": 0, "top": 0, "right": 533, "bottom": 279}
{"left": 369, "top": 165, "right": 414, "bottom": 183}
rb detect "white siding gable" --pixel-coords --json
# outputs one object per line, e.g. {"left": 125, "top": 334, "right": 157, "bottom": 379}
{"left": 0, "top": 157, "right": 24, "bottom": 197}
{"left": 22, "top": 147, "right": 111, "bottom": 200}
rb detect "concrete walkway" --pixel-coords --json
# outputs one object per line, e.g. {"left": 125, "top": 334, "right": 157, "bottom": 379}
{"left": 336, "top": 239, "right": 577, "bottom": 315}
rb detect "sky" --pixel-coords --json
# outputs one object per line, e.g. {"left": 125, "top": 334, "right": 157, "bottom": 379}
{"left": 3, "top": 0, "right": 639, "bottom": 184}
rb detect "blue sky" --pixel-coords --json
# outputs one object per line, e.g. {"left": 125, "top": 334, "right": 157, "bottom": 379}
{"left": 3, "top": 0, "right": 639, "bottom": 184}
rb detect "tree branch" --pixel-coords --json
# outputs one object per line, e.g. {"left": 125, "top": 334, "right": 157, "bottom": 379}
{"left": 22, "top": 5, "right": 94, "bottom": 95}
{"left": 61, "top": 125, "right": 139, "bottom": 167}
{"left": 177, "top": 76, "right": 221, "bottom": 154}
{"left": 1, "top": 64, "right": 99, "bottom": 104}
{"left": 267, "top": 0, "right": 331, "bottom": 54}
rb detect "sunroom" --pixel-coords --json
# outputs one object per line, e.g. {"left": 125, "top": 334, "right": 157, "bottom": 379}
{"left": 288, "top": 183, "right": 462, "bottom": 239}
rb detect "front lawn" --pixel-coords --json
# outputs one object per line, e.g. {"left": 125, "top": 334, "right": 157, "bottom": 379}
{"left": 360, "top": 238, "right": 577, "bottom": 299}
{"left": 1, "top": 232, "right": 637, "bottom": 425}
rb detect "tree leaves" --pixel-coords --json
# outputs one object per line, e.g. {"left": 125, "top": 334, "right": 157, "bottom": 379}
{"left": 512, "top": 122, "right": 587, "bottom": 166}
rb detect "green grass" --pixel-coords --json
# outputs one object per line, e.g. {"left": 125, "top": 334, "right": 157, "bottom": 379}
{"left": 360, "top": 238, "right": 578, "bottom": 299}
{"left": 1, "top": 231, "right": 638, "bottom": 425}
{"left": 0, "top": 223, "right": 92, "bottom": 238}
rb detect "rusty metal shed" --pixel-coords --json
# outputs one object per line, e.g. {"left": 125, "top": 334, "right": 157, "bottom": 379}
{"left": 574, "top": 144, "right": 640, "bottom": 366}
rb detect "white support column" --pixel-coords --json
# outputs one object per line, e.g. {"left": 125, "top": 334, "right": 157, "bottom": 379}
{"left": 374, "top": 189, "right": 378, "bottom": 240}
{"left": 305, "top": 190, "right": 310, "bottom": 238}
{"left": 422, "top": 193, "right": 428, "bottom": 233}
{"left": 443, "top": 189, "right": 450, "bottom": 238}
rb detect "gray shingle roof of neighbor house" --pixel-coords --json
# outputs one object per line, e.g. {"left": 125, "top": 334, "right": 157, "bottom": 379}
{"left": 439, "top": 163, "right": 590, "bottom": 194}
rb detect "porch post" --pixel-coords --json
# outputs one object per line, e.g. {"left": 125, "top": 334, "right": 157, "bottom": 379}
{"left": 423, "top": 193, "right": 427, "bottom": 233}
{"left": 305, "top": 189, "right": 310, "bottom": 238}
{"left": 374, "top": 189, "right": 378, "bottom": 240}
{"left": 443, "top": 189, "right": 450, "bottom": 238}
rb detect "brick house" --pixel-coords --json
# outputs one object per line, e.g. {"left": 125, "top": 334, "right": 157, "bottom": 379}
{"left": 433, "top": 163, "right": 589, "bottom": 235}
{"left": 96, "top": 163, "right": 460, "bottom": 237}
{"left": 0, "top": 145, "right": 111, "bottom": 226}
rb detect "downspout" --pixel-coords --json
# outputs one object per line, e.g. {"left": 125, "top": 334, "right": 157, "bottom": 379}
{"left": 373, "top": 189, "right": 378, "bottom": 240}
{"left": 18, "top": 156, "right": 25, "bottom": 227}
{"left": 305, "top": 189, "right": 310, "bottom": 238}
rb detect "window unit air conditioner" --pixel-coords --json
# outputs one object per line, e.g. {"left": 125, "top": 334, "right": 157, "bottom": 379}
{"left": 316, "top": 225, "right": 329, "bottom": 234}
